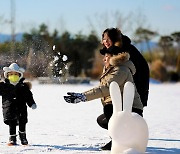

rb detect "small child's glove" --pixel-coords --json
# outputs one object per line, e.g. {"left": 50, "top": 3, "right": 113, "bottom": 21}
{"left": 64, "top": 92, "right": 87, "bottom": 104}
{"left": 31, "top": 104, "right": 37, "bottom": 109}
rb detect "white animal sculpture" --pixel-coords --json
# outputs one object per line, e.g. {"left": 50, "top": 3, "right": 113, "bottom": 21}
{"left": 108, "top": 81, "right": 149, "bottom": 154}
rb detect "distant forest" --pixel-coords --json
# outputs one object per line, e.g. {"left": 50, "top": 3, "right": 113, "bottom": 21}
{"left": 0, "top": 23, "right": 180, "bottom": 82}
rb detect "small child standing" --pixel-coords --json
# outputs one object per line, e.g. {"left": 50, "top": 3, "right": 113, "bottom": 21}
{"left": 0, "top": 63, "right": 37, "bottom": 146}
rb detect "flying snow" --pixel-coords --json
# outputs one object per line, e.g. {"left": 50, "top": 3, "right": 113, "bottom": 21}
{"left": 53, "top": 45, "right": 56, "bottom": 51}
{"left": 62, "top": 55, "right": 68, "bottom": 61}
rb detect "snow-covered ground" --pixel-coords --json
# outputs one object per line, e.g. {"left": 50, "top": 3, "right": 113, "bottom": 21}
{"left": 0, "top": 81, "right": 180, "bottom": 154}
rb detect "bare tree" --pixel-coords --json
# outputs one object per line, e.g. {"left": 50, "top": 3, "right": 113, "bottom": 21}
{"left": 159, "top": 35, "right": 174, "bottom": 65}
{"left": 171, "top": 32, "right": 180, "bottom": 75}
{"left": 57, "top": 16, "right": 66, "bottom": 35}
{"left": 135, "top": 27, "right": 158, "bottom": 53}
{"left": 0, "top": 15, "right": 5, "bottom": 31}
{"left": 159, "top": 36, "right": 173, "bottom": 53}
{"left": 87, "top": 10, "right": 133, "bottom": 37}
{"left": 172, "top": 32, "right": 180, "bottom": 50}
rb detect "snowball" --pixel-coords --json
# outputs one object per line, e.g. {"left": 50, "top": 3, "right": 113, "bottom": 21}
{"left": 53, "top": 45, "right": 56, "bottom": 50}
{"left": 54, "top": 56, "right": 59, "bottom": 62}
{"left": 65, "top": 65, "right": 68, "bottom": 70}
{"left": 62, "top": 55, "right": 68, "bottom": 61}
{"left": 59, "top": 70, "right": 63, "bottom": 74}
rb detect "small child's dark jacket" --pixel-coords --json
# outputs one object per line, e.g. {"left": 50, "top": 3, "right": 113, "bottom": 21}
{"left": 0, "top": 78, "right": 36, "bottom": 125}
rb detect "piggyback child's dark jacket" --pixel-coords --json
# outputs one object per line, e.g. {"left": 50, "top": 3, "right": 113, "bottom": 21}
{"left": 0, "top": 78, "right": 36, "bottom": 125}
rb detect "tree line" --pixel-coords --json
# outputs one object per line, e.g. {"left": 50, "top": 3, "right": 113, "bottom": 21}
{"left": 0, "top": 23, "right": 180, "bottom": 82}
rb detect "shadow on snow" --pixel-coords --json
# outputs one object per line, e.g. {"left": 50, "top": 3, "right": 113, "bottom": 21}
{"left": 16, "top": 138, "right": 180, "bottom": 153}
{"left": 31, "top": 144, "right": 100, "bottom": 151}
{"left": 147, "top": 138, "right": 180, "bottom": 153}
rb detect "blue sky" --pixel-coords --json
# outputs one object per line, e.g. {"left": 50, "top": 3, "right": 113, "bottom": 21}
{"left": 0, "top": 0, "right": 180, "bottom": 38}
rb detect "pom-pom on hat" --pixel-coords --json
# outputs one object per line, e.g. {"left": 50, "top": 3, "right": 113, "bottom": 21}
{"left": 3, "top": 63, "right": 25, "bottom": 78}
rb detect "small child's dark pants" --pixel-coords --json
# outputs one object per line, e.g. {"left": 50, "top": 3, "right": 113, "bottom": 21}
{"left": 9, "top": 121, "right": 26, "bottom": 135}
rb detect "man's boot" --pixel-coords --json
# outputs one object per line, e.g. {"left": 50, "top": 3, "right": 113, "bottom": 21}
{"left": 19, "top": 131, "right": 28, "bottom": 145}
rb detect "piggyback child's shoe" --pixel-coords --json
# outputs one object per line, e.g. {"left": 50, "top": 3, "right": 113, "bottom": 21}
{"left": 8, "top": 134, "right": 17, "bottom": 146}
{"left": 19, "top": 131, "right": 28, "bottom": 145}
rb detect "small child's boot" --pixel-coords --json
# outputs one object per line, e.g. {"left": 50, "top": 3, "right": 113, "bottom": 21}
{"left": 8, "top": 134, "right": 17, "bottom": 146}
{"left": 19, "top": 131, "right": 28, "bottom": 145}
